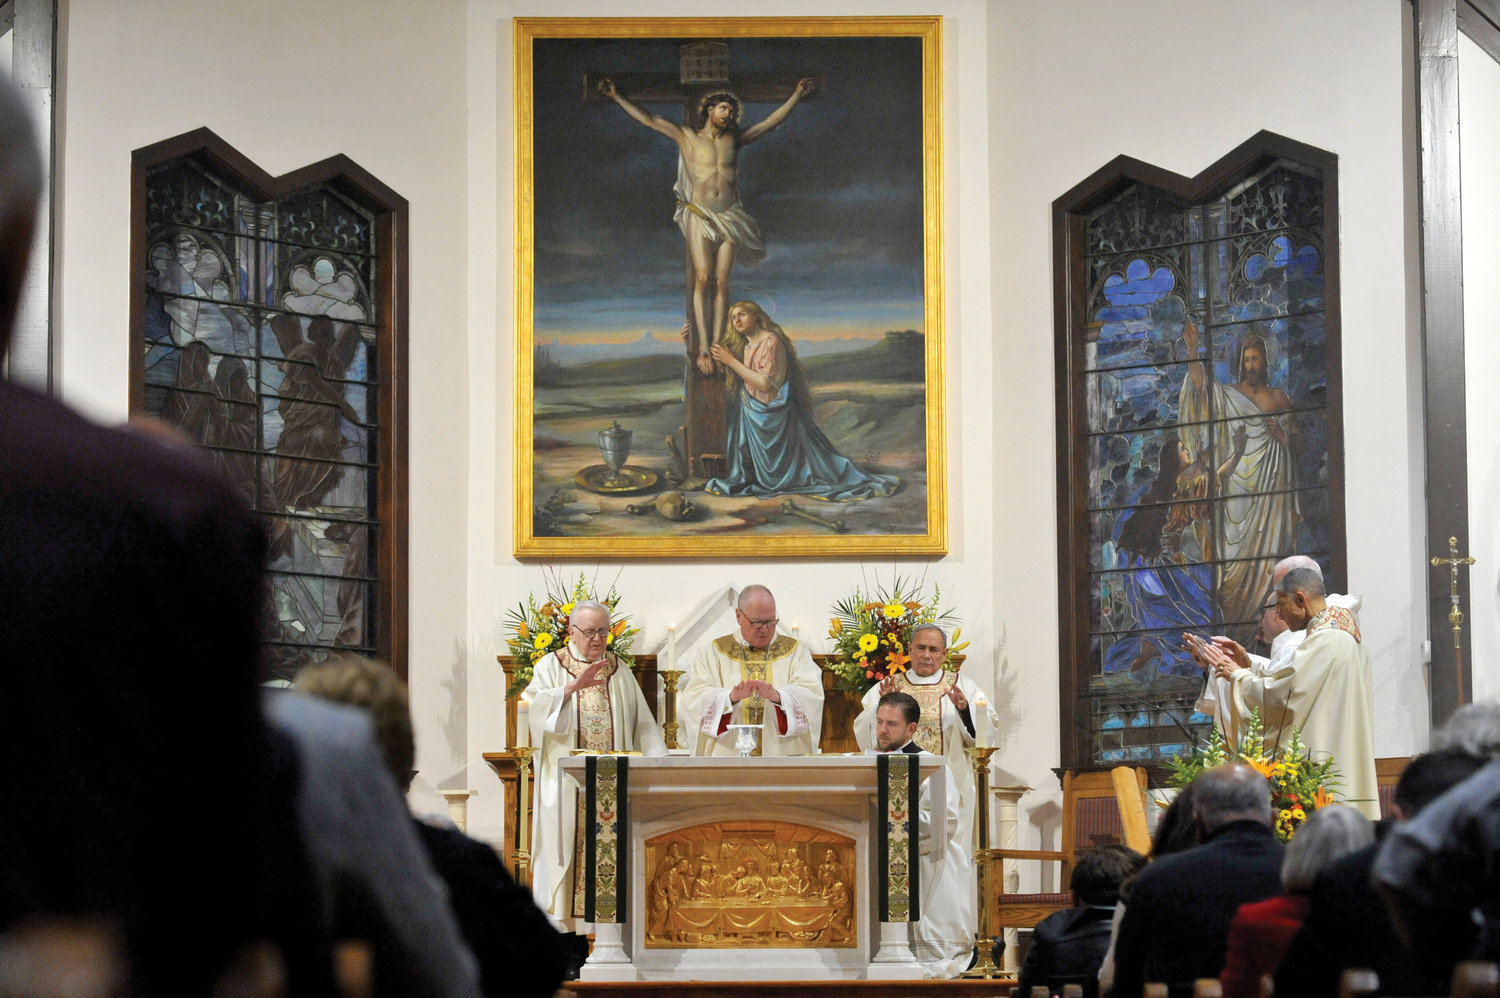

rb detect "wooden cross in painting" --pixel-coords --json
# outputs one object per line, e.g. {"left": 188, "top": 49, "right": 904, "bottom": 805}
{"left": 585, "top": 42, "right": 820, "bottom": 481}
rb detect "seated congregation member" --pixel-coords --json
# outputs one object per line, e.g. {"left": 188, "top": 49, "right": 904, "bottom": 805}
{"left": 1372, "top": 712, "right": 1500, "bottom": 990}
{"left": 1219, "top": 804, "right": 1373, "bottom": 998}
{"left": 682, "top": 584, "right": 824, "bottom": 756}
{"left": 1110, "top": 765, "right": 1284, "bottom": 998}
{"left": 295, "top": 656, "right": 568, "bottom": 998}
{"left": 525, "top": 600, "right": 667, "bottom": 936}
{"left": 266, "top": 685, "right": 482, "bottom": 998}
{"left": 1275, "top": 748, "right": 1488, "bottom": 998}
{"left": 1019, "top": 845, "right": 1143, "bottom": 998}
{"left": 0, "top": 76, "right": 328, "bottom": 997}
{"left": 1098, "top": 781, "right": 1204, "bottom": 997}
{"left": 1430, "top": 699, "right": 1500, "bottom": 759}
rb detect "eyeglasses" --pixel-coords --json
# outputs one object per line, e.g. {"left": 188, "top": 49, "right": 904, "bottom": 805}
{"left": 737, "top": 610, "right": 779, "bottom": 629}
{"left": 571, "top": 626, "right": 610, "bottom": 639}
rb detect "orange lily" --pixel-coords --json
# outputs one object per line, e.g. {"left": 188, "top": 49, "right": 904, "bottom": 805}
{"left": 1246, "top": 756, "right": 1276, "bottom": 779}
{"left": 1313, "top": 786, "right": 1334, "bottom": 809}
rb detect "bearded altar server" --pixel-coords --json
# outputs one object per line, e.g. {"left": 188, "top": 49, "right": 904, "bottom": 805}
{"left": 681, "top": 584, "right": 824, "bottom": 756}
{"left": 856, "top": 624, "right": 997, "bottom": 977}
{"left": 525, "top": 600, "right": 668, "bottom": 928}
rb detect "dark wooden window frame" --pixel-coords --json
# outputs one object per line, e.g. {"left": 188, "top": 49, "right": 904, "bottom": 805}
{"left": 128, "top": 128, "right": 410, "bottom": 679}
{"left": 1052, "top": 130, "right": 1346, "bottom": 772}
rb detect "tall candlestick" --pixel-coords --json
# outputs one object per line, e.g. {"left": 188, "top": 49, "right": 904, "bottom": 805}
{"left": 792, "top": 622, "right": 800, "bottom": 640}
{"left": 516, "top": 697, "right": 530, "bottom": 749}
{"left": 667, "top": 622, "right": 677, "bottom": 673}
{"left": 973, "top": 695, "right": 989, "bottom": 748}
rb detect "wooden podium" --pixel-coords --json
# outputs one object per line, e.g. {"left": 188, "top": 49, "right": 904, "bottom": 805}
{"left": 557, "top": 755, "right": 946, "bottom": 983}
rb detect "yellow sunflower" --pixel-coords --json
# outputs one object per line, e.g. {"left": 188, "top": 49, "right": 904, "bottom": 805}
{"left": 882, "top": 602, "right": 906, "bottom": 618}
{"left": 533, "top": 632, "right": 554, "bottom": 651}
{"left": 858, "top": 633, "right": 879, "bottom": 653}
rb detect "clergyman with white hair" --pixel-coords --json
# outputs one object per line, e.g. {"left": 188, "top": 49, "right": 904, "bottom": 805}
{"left": 1195, "top": 566, "right": 1379, "bottom": 819}
{"left": 523, "top": 600, "right": 667, "bottom": 935}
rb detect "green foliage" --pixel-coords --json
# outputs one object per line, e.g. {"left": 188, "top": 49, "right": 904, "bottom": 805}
{"left": 1166, "top": 708, "right": 1342, "bottom": 840}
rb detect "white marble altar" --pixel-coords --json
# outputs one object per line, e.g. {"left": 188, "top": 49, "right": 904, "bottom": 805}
{"left": 557, "top": 755, "right": 947, "bottom": 982}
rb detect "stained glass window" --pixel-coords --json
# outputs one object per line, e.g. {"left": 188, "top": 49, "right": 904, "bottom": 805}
{"left": 131, "top": 135, "right": 407, "bottom": 681}
{"left": 1055, "top": 137, "right": 1344, "bottom": 769}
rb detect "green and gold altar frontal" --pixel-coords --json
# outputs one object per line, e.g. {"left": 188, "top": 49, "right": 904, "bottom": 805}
{"left": 558, "top": 753, "right": 942, "bottom": 975}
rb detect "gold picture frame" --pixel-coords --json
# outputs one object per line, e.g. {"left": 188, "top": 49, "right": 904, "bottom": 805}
{"left": 514, "top": 16, "right": 944, "bottom": 557}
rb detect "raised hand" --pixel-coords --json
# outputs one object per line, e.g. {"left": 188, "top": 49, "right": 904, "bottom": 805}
{"left": 1210, "top": 636, "right": 1253, "bottom": 672}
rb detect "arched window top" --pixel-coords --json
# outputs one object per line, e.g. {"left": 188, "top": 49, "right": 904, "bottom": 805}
{"left": 1053, "top": 132, "right": 1344, "bottom": 771}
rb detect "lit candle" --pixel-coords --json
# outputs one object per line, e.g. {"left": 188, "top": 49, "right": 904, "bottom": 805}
{"left": 973, "top": 694, "right": 989, "bottom": 748}
{"left": 667, "top": 622, "right": 677, "bottom": 672}
{"left": 792, "top": 622, "right": 800, "bottom": 640}
{"left": 516, "top": 697, "right": 530, "bottom": 749}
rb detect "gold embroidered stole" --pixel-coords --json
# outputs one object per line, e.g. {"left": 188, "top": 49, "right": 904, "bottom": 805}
{"left": 558, "top": 645, "right": 618, "bottom": 915}
{"left": 1308, "top": 605, "right": 1362, "bottom": 643}
{"left": 713, "top": 635, "right": 798, "bottom": 756}
{"left": 558, "top": 645, "right": 618, "bottom": 752}
{"left": 894, "top": 671, "right": 957, "bottom": 754}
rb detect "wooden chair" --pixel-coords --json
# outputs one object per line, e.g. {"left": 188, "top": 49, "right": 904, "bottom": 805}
{"left": 1376, "top": 756, "right": 1412, "bottom": 819}
{"left": 988, "top": 766, "right": 1149, "bottom": 933}
{"left": 1112, "top": 764, "right": 1152, "bottom": 855}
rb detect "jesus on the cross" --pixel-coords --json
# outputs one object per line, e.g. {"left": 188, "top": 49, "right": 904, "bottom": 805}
{"left": 598, "top": 76, "right": 815, "bottom": 375}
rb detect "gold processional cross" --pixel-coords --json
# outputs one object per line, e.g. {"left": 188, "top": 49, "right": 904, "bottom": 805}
{"left": 1431, "top": 535, "right": 1477, "bottom": 706}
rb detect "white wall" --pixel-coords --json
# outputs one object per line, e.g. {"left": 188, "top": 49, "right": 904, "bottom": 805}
{"left": 1462, "top": 33, "right": 1500, "bottom": 701}
{"left": 54, "top": 0, "right": 475, "bottom": 814}
{"left": 48, "top": 0, "right": 1439, "bottom": 861}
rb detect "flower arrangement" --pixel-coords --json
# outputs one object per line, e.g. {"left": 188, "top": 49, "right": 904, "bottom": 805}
{"left": 1166, "top": 709, "right": 1340, "bottom": 840}
{"left": 825, "top": 576, "right": 966, "bottom": 694}
{"left": 502, "top": 570, "right": 636, "bottom": 698}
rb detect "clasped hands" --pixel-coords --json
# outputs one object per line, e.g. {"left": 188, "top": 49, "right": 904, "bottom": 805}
{"left": 1182, "top": 632, "right": 1252, "bottom": 681}
{"left": 730, "top": 679, "right": 780, "bottom": 705}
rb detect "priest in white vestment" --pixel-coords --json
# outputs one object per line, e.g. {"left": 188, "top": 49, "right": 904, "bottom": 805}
{"left": 854, "top": 624, "right": 996, "bottom": 977}
{"left": 1201, "top": 567, "right": 1379, "bottom": 819}
{"left": 525, "top": 601, "right": 668, "bottom": 929}
{"left": 681, "top": 584, "right": 823, "bottom": 756}
{"left": 1192, "top": 555, "right": 1358, "bottom": 745}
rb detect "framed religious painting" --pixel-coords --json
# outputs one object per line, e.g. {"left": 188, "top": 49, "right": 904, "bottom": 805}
{"left": 1052, "top": 132, "right": 1347, "bottom": 772}
{"left": 513, "top": 17, "right": 945, "bottom": 558}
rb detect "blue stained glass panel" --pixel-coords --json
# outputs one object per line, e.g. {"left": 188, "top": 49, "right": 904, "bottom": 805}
{"left": 1070, "top": 151, "right": 1338, "bottom": 768}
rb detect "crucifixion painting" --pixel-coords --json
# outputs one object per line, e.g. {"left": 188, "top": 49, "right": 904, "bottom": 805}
{"left": 518, "top": 21, "right": 943, "bottom": 557}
